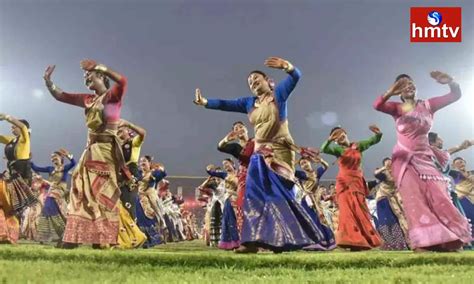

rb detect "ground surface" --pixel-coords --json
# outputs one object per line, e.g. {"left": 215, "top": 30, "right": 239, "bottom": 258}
{"left": 0, "top": 241, "right": 473, "bottom": 283}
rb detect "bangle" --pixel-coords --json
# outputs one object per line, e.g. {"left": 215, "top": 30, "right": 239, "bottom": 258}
{"left": 50, "top": 84, "right": 57, "bottom": 91}
{"left": 284, "top": 62, "right": 294, "bottom": 73}
{"left": 94, "top": 64, "right": 108, "bottom": 72}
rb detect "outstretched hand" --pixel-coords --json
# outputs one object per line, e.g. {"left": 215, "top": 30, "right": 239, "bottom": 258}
{"left": 430, "top": 71, "right": 453, "bottom": 85}
{"left": 43, "top": 65, "right": 56, "bottom": 87}
{"left": 385, "top": 78, "right": 408, "bottom": 97}
{"left": 80, "top": 59, "right": 98, "bottom": 71}
{"left": 57, "top": 148, "right": 71, "bottom": 157}
{"left": 225, "top": 131, "right": 239, "bottom": 141}
{"left": 193, "top": 88, "right": 208, "bottom": 106}
{"left": 329, "top": 129, "right": 344, "bottom": 142}
{"left": 369, "top": 125, "right": 382, "bottom": 134}
{"left": 264, "top": 57, "right": 292, "bottom": 70}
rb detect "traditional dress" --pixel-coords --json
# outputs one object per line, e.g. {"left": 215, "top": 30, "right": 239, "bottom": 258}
{"left": 116, "top": 202, "right": 147, "bottom": 249}
{"left": 120, "top": 135, "right": 143, "bottom": 220}
{"left": 135, "top": 168, "right": 167, "bottom": 248}
{"left": 207, "top": 169, "right": 240, "bottom": 250}
{"left": 53, "top": 75, "right": 130, "bottom": 245}
{"left": 206, "top": 67, "right": 326, "bottom": 251}
{"left": 431, "top": 146, "right": 466, "bottom": 216}
{"left": 321, "top": 134, "right": 383, "bottom": 250}
{"left": 0, "top": 125, "right": 37, "bottom": 214}
{"left": 295, "top": 167, "right": 336, "bottom": 251}
{"left": 208, "top": 178, "right": 225, "bottom": 246}
{"left": 32, "top": 158, "right": 76, "bottom": 242}
{"left": 20, "top": 180, "right": 48, "bottom": 241}
{"left": 373, "top": 170, "right": 409, "bottom": 250}
{"left": 0, "top": 177, "right": 19, "bottom": 243}
{"left": 450, "top": 170, "right": 474, "bottom": 239}
{"left": 374, "top": 88, "right": 471, "bottom": 250}
{"left": 218, "top": 139, "right": 255, "bottom": 233}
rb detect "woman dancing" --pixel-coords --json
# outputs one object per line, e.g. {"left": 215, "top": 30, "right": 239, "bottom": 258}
{"left": 373, "top": 158, "right": 409, "bottom": 250}
{"left": 44, "top": 60, "right": 131, "bottom": 248}
{"left": 135, "top": 155, "right": 167, "bottom": 248}
{"left": 194, "top": 57, "right": 325, "bottom": 253}
{"left": 207, "top": 160, "right": 240, "bottom": 250}
{"left": 0, "top": 115, "right": 37, "bottom": 214}
{"left": 321, "top": 125, "right": 383, "bottom": 251}
{"left": 373, "top": 71, "right": 471, "bottom": 252}
{"left": 295, "top": 152, "right": 336, "bottom": 250}
{"left": 31, "top": 149, "right": 76, "bottom": 244}
{"left": 217, "top": 122, "right": 254, "bottom": 232}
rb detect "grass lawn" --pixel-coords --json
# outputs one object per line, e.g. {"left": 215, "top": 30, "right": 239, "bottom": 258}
{"left": 0, "top": 241, "right": 473, "bottom": 283}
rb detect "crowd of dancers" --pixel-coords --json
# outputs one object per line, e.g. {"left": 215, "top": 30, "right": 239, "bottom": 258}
{"left": 0, "top": 61, "right": 199, "bottom": 248}
{"left": 193, "top": 57, "right": 472, "bottom": 253}
{"left": 0, "top": 57, "right": 472, "bottom": 253}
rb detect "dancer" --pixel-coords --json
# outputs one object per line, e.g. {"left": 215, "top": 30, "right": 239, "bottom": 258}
{"left": 373, "top": 71, "right": 471, "bottom": 251}
{"left": 373, "top": 158, "right": 409, "bottom": 250}
{"left": 217, "top": 121, "right": 254, "bottom": 232}
{"left": 44, "top": 60, "right": 130, "bottom": 248}
{"left": 118, "top": 119, "right": 146, "bottom": 219}
{"left": 135, "top": 155, "right": 167, "bottom": 248}
{"left": 194, "top": 57, "right": 325, "bottom": 253}
{"left": 207, "top": 160, "right": 240, "bottom": 250}
{"left": 295, "top": 152, "right": 336, "bottom": 250}
{"left": 21, "top": 174, "right": 48, "bottom": 241}
{"left": 0, "top": 115, "right": 37, "bottom": 214}
{"left": 451, "top": 157, "right": 474, "bottom": 240}
{"left": 321, "top": 125, "right": 383, "bottom": 250}
{"left": 197, "top": 175, "right": 221, "bottom": 246}
{"left": 429, "top": 132, "right": 472, "bottom": 215}
{"left": 31, "top": 149, "right": 76, "bottom": 244}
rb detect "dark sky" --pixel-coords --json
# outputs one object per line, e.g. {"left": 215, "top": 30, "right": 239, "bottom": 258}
{"left": 1, "top": 0, "right": 473, "bottom": 178}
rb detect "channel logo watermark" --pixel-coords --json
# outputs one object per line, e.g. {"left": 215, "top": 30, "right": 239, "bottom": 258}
{"left": 410, "top": 7, "right": 461, "bottom": 42}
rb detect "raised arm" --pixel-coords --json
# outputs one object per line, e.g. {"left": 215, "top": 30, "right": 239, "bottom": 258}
{"left": 0, "top": 134, "right": 14, "bottom": 145}
{"left": 217, "top": 131, "right": 243, "bottom": 159}
{"left": 264, "top": 57, "right": 301, "bottom": 102}
{"left": 373, "top": 95, "right": 401, "bottom": 117}
{"left": 120, "top": 119, "right": 146, "bottom": 145}
{"left": 43, "top": 65, "right": 89, "bottom": 108}
{"left": 193, "top": 88, "right": 249, "bottom": 113}
{"left": 206, "top": 169, "right": 228, "bottom": 180}
{"left": 428, "top": 82, "right": 462, "bottom": 113}
{"left": 0, "top": 114, "right": 30, "bottom": 143}
{"left": 321, "top": 140, "right": 344, "bottom": 157}
{"left": 80, "top": 60, "right": 127, "bottom": 103}
{"left": 31, "top": 163, "right": 53, "bottom": 174}
{"left": 64, "top": 157, "right": 77, "bottom": 172}
{"left": 358, "top": 125, "right": 383, "bottom": 152}
{"left": 358, "top": 133, "right": 383, "bottom": 152}
{"left": 447, "top": 140, "right": 473, "bottom": 155}
{"left": 373, "top": 78, "right": 408, "bottom": 116}
{"left": 151, "top": 169, "right": 167, "bottom": 183}
{"left": 316, "top": 164, "right": 328, "bottom": 179}
{"left": 427, "top": 71, "right": 462, "bottom": 113}
{"left": 295, "top": 170, "right": 308, "bottom": 182}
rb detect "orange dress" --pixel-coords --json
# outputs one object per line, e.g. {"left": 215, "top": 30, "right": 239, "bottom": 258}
{"left": 321, "top": 135, "right": 382, "bottom": 250}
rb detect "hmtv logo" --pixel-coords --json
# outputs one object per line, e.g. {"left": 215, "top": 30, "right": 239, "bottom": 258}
{"left": 410, "top": 7, "right": 462, "bottom": 42}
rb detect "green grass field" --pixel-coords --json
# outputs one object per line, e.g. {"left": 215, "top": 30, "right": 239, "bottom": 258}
{"left": 0, "top": 241, "right": 473, "bottom": 283}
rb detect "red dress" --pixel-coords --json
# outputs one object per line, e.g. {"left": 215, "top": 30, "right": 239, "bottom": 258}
{"left": 335, "top": 144, "right": 382, "bottom": 249}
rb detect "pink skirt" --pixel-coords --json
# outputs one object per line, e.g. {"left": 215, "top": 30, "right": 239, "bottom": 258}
{"left": 397, "top": 166, "right": 471, "bottom": 249}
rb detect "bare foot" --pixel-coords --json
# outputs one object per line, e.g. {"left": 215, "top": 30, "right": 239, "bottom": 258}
{"left": 234, "top": 244, "right": 258, "bottom": 254}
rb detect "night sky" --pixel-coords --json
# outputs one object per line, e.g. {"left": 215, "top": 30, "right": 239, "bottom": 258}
{"left": 1, "top": 0, "right": 473, "bottom": 178}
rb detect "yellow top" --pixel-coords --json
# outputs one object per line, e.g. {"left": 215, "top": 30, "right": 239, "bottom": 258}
{"left": 129, "top": 135, "right": 144, "bottom": 164}
{"left": 0, "top": 123, "right": 30, "bottom": 160}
